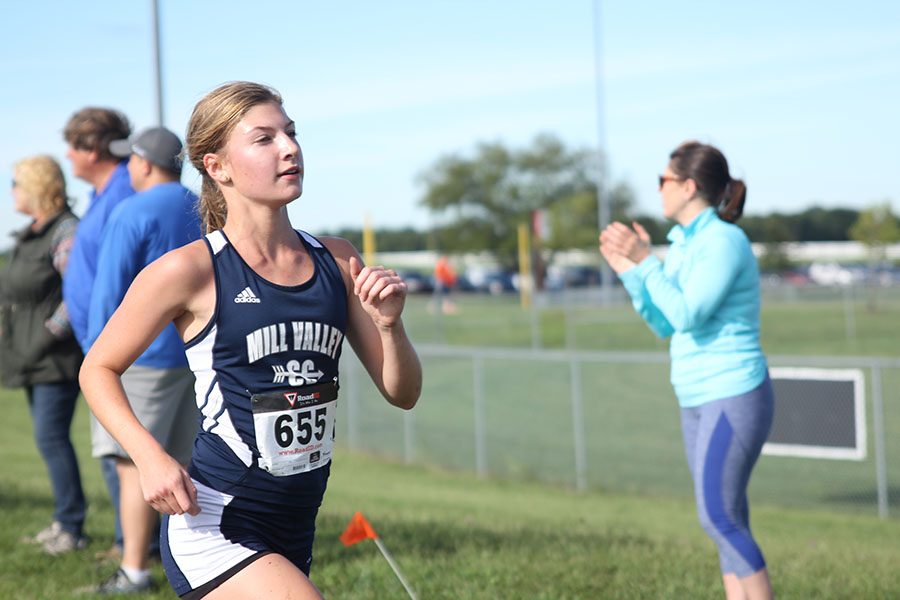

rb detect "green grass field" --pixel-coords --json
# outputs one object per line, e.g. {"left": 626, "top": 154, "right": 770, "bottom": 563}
{"left": 402, "top": 286, "right": 900, "bottom": 356}
{"left": 2, "top": 389, "right": 900, "bottom": 599}
{"left": 3, "top": 286, "right": 900, "bottom": 597}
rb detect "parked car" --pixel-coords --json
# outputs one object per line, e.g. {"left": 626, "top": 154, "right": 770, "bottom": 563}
{"left": 397, "top": 270, "right": 434, "bottom": 294}
{"left": 545, "top": 265, "right": 602, "bottom": 290}
{"left": 460, "top": 266, "right": 516, "bottom": 295}
{"left": 808, "top": 262, "right": 862, "bottom": 286}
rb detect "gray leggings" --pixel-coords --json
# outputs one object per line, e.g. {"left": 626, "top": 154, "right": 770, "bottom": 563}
{"left": 680, "top": 375, "right": 774, "bottom": 577}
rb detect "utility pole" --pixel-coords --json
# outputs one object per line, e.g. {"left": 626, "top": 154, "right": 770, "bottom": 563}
{"left": 592, "top": 0, "right": 612, "bottom": 301}
{"left": 151, "top": 0, "right": 164, "bottom": 125}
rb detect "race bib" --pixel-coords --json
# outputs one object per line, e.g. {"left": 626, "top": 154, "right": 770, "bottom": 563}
{"left": 251, "top": 381, "right": 338, "bottom": 477}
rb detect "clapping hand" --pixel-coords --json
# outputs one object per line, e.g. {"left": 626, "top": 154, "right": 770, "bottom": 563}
{"left": 599, "top": 221, "right": 652, "bottom": 274}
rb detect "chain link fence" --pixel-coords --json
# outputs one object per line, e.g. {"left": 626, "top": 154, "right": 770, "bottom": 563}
{"left": 335, "top": 344, "right": 898, "bottom": 519}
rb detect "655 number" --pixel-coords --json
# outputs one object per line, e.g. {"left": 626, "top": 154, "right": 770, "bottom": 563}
{"left": 274, "top": 407, "right": 327, "bottom": 448}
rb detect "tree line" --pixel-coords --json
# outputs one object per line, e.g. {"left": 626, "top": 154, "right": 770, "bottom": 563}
{"left": 323, "top": 206, "right": 878, "bottom": 253}
{"left": 322, "top": 204, "right": 898, "bottom": 277}
{"left": 5, "top": 134, "right": 887, "bottom": 267}
{"left": 319, "top": 133, "right": 897, "bottom": 268}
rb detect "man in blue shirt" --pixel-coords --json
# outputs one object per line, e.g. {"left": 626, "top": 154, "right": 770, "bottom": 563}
{"left": 85, "top": 127, "right": 202, "bottom": 594}
{"left": 62, "top": 107, "right": 134, "bottom": 562}
{"left": 63, "top": 108, "right": 134, "bottom": 352}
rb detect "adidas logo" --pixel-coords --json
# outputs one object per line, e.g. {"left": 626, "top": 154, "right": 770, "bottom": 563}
{"left": 234, "top": 287, "right": 261, "bottom": 304}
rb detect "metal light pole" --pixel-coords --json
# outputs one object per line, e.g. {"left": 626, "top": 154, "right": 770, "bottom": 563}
{"left": 592, "top": 0, "right": 612, "bottom": 301}
{"left": 151, "top": 0, "right": 164, "bottom": 125}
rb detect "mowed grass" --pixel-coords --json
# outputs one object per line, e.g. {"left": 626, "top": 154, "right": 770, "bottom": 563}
{"left": 2, "top": 388, "right": 900, "bottom": 599}
{"left": 4, "top": 286, "right": 900, "bottom": 597}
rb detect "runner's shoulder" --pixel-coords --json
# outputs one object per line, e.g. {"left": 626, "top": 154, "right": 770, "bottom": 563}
{"left": 140, "top": 239, "right": 214, "bottom": 295}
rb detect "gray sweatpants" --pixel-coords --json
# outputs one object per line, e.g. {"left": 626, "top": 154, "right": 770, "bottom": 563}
{"left": 91, "top": 364, "right": 197, "bottom": 465}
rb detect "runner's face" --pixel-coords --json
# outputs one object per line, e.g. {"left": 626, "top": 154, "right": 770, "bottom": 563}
{"left": 221, "top": 101, "right": 304, "bottom": 205}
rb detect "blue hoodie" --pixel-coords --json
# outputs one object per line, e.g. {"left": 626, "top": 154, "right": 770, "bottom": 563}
{"left": 618, "top": 207, "right": 768, "bottom": 407}
{"left": 87, "top": 182, "right": 201, "bottom": 368}
{"left": 63, "top": 161, "right": 134, "bottom": 351}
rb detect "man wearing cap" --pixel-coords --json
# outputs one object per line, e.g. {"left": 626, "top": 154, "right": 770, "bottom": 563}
{"left": 85, "top": 126, "right": 201, "bottom": 594}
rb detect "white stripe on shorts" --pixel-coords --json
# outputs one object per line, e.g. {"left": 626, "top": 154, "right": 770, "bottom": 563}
{"left": 167, "top": 479, "right": 257, "bottom": 590}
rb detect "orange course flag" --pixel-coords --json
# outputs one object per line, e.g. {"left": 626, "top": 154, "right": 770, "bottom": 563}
{"left": 340, "top": 512, "right": 378, "bottom": 546}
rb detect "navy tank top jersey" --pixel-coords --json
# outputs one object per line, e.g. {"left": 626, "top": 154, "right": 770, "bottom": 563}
{"left": 185, "top": 229, "right": 348, "bottom": 508}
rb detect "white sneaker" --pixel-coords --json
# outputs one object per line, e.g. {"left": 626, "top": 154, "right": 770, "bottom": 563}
{"left": 89, "top": 568, "right": 155, "bottom": 595}
{"left": 41, "top": 529, "right": 88, "bottom": 555}
{"left": 21, "top": 521, "right": 63, "bottom": 545}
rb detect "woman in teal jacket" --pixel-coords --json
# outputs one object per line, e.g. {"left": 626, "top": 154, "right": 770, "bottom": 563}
{"left": 599, "top": 141, "right": 773, "bottom": 600}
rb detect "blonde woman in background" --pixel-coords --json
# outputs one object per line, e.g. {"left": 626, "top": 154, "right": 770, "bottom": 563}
{"left": 1, "top": 155, "right": 86, "bottom": 555}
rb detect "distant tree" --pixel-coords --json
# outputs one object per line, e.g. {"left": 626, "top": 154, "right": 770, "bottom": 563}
{"left": 322, "top": 227, "right": 363, "bottom": 250}
{"left": 796, "top": 207, "right": 860, "bottom": 241}
{"left": 319, "top": 227, "right": 429, "bottom": 252}
{"left": 741, "top": 213, "right": 791, "bottom": 243}
{"left": 742, "top": 207, "right": 859, "bottom": 243}
{"left": 375, "top": 227, "right": 429, "bottom": 251}
{"left": 418, "top": 134, "right": 635, "bottom": 268}
{"left": 756, "top": 218, "right": 794, "bottom": 273}
{"left": 849, "top": 202, "right": 900, "bottom": 254}
{"left": 849, "top": 202, "right": 900, "bottom": 310}
{"left": 544, "top": 182, "right": 637, "bottom": 250}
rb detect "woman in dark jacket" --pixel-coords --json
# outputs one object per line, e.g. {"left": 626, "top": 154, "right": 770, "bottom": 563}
{"left": 1, "top": 155, "right": 86, "bottom": 554}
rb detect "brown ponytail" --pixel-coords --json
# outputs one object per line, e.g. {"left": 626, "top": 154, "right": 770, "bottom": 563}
{"left": 717, "top": 178, "right": 746, "bottom": 223}
{"left": 185, "top": 81, "right": 283, "bottom": 233}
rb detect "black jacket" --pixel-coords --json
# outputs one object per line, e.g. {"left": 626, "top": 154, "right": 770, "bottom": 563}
{"left": 0, "top": 210, "right": 83, "bottom": 387}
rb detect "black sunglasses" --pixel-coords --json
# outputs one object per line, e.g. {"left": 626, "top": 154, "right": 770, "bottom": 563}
{"left": 658, "top": 174, "right": 684, "bottom": 189}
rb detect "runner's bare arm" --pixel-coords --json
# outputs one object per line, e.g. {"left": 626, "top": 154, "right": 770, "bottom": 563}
{"left": 322, "top": 237, "right": 422, "bottom": 410}
{"left": 79, "top": 240, "right": 213, "bottom": 515}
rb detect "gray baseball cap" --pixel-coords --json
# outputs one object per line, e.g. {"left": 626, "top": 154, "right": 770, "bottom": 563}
{"left": 109, "top": 126, "right": 183, "bottom": 174}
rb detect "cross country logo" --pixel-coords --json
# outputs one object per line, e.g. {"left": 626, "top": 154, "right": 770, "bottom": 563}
{"left": 272, "top": 359, "right": 324, "bottom": 386}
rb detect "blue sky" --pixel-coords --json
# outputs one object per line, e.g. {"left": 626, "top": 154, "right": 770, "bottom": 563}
{"left": 2, "top": 1, "right": 899, "bottom": 249}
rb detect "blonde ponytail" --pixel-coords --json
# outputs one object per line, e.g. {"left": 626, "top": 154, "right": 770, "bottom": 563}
{"left": 199, "top": 177, "right": 228, "bottom": 233}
